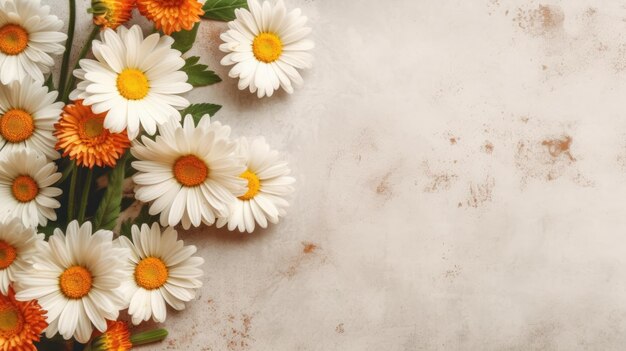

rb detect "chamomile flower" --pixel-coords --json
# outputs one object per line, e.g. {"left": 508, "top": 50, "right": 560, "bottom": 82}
{"left": 14, "top": 221, "right": 128, "bottom": 344}
{"left": 220, "top": 0, "right": 314, "bottom": 98}
{"left": 70, "top": 24, "right": 192, "bottom": 140}
{"left": 0, "top": 288, "right": 47, "bottom": 351}
{"left": 137, "top": 0, "right": 204, "bottom": 35}
{"left": 0, "top": 149, "right": 61, "bottom": 228}
{"left": 131, "top": 115, "right": 247, "bottom": 229}
{"left": 0, "top": 0, "right": 67, "bottom": 84}
{"left": 117, "top": 223, "right": 203, "bottom": 325}
{"left": 217, "top": 137, "right": 294, "bottom": 233}
{"left": 0, "top": 78, "right": 64, "bottom": 161}
{"left": 0, "top": 218, "right": 43, "bottom": 295}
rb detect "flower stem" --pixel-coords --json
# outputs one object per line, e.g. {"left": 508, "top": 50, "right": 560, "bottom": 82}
{"left": 58, "top": 0, "right": 76, "bottom": 99}
{"left": 130, "top": 329, "right": 169, "bottom": 346}
{"left": 67, "top": 162, "right": 78, "bottom": 221}
{"left": 77, "top": 168, "right": 93, "bottom": 223}
{"left": 59, "top": 158, "right": 75, "bottom": 186}
{"left": 62, "top": 26, "right": 99, "bottom": 103}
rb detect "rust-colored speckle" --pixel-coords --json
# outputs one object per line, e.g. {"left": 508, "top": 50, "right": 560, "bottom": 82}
{"left": 199, "top": 21, "right": 227, "bottom": 47}
{"left": 223, "top": 314, "right": 253, "bottom": 351}
{"left": 515, "top": 135, "right": 592, "bottom": 187}
{"left": 483, "top": 141, "right": 494, "bottom": 154}
{"left": 613, "top": 44, "right": 626, "bottom": 72}
{"left": 376, "top": 176, "right": 390, "bottom": 194}
{"left": 336, "top": 323, "right": 345, "bottom": 334}
{"left": 375, "top": 171, "right": 393, "bottom": 201}
{"left": 466, "top": 176, "right": 495, "bottom": 208}
{"left": 445, "top": 265, "right": 462, "bottom": 279}
{"left": 423, "top": 161, "right": 458, "bottom": 193}
{"left": 585, "top": 7, "right": 597, "bottom": 18}
{"left": 303, "top": 242, "right": 318, "bottom": 254}
{"left": 449, "top": 137, "right": 458, "bottom": 145}
{"left": 282, "top": 243, "right": 327, "bottom": 278}
{"left": 487, "top": 0, "right": 502, "bottom": 16}
{"left": 538, "top": 5, "right": 563, "bottom": 28}
{"left": 424, "top": 173, "right": 458, "bottom": 193}
{"left": 514, "top": 5, "right": 564, "bottom": 36}
{"left": 541, "top": 135, "right": 575, "bottom": 161}
{"left": 328, "top": 128, "right": 379, "bottom": 176}
{"left": 206, "top": 298, "right": 217, "bottom": 313}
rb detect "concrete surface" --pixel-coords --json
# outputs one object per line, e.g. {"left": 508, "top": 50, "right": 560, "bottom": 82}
{"left": 50, "top": 0, "right": 626, "bottom": 349}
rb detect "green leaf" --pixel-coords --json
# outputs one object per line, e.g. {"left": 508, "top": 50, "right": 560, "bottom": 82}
{"left": 202, "top": 0, "right": 248, "bottom": 21}
{"left": 44, "top": 74, "right": 55, "bottom": 92}
{"left": 169, "top": 22, "right": 200, "bottom": 53}
{"left": 38, "top": 222, "right": 58, "bottom": 239}
{"left": 179, "top": 103, "right": 222, "bottom": 123}
{"left": 182, "top": 56, "right": 222, "bottom": 87}
{"left": 93, "top": 153, "right": 128, "bottom": 231}
{"left": 124, "top": 153, "right": 138, "bottom": 178}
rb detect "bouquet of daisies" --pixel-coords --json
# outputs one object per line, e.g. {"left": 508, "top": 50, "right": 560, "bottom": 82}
{"left": 0, "top": 0, "right": 312, "bottom": 349}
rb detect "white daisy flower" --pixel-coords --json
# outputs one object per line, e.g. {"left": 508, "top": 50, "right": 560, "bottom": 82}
{"left": 0, "top": 78, "right": 64, "bottom": 160}
{"left": 117, "top": 223, "right": 204, "bottom": 325}
{"left": 0, "top": 148, "right": 61, "bottom": 228}
{"left": 14, "top": 221, "right": 128, "bottom": 343}
{"left": 0, "top": 217, "right": 43, "bottom": 295}
{"left": 131, "top": 115, "right": 247, "bottom": 229}
{"left": 220, "top": 0, "right": 314, "bottom": 98}
{"left": 217, "top": 137, "right": 294, "bottom": 233}
{"left": 70, "top": 24, "right": 192, "bottom": 140}
{"left": 0, "top": 0, "right": 67, "bottom": 84}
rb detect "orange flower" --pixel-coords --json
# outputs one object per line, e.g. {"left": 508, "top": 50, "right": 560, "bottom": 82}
{"left": 54, "top": 100, "right": 130, "bottom": 169}
{"left": 93, "top": 320, "right": 132, "bottom": 351}
{"left": 137, "top": 0, "right": 204, "bottom": 35}
{"left": 90, "top": 0, "right": 136, "bottom": 29}
{"left": 0, "top": 288, "right": 47, "bottom": 351}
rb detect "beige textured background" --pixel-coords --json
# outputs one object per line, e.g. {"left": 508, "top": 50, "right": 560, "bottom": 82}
{"left": 51, "top": 0, "right": 626, "bottom": 349}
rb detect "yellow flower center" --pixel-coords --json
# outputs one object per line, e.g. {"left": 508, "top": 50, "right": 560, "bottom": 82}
{"left": 238, "top": 170, "right": 261, "bottom": 200}
{"left": 0, "top": 109, "right": 34, "bottom": 143}
{"left": 116, "top": 69, "right": 149, "bottom": 100}
{"left": 59, "top": 266, "right": 93, "bottom": 299}
{"left": 0, "top": 301, "right": 23, "bottom": 339}
{"left": 80, "top": 115, "right": 105, "bottom": 139}
{"left": 0, "top": 241, "right": 17, "bottom": 269}
{"left": 252, "top": 33, "right": 283, "bottom": 63}
{"left": 173, "top": 155, "right": 208, "bottom": 187}
{"left": 0, "top": 24, "right": 28, "bottom": 56}
{"left": 11, "top": 175, "right": 38, "bottom": 203}
{"left": 134, "top": 257, "right": 168, "bottom": 290}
